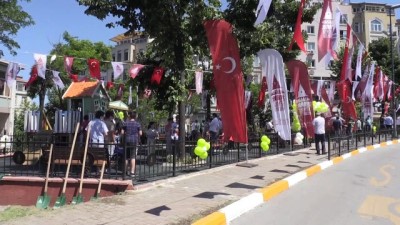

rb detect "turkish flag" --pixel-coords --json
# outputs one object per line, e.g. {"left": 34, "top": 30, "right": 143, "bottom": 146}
{"left": 151, "top": 67, "right": 164, "bottom": 85}
{"left": 204, "top": 19, "right": 247, "bottom": 143}
{"left": 129, "top": 64, "right": 144, "bottom": 79}
{"left": 106, "top": 81, "right": 114, "bottom": 90}
{"left": 337, "top": 80, "right": 357, "bottom": 120}
{"left": 258, "top": 76, "right": 267, "bottom": 108}
{"left": 87, "top": 58, "right": 101, "bottom": 80}
{"left": 288, "top": 0, "right": 307, "bottom": 53}
{"left": 25, "top": 65, "right": 38, "bottom": 88}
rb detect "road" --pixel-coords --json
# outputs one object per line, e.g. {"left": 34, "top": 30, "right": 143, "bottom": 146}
{"left": 232, "top": 144, "right": 400, "bottom": 225}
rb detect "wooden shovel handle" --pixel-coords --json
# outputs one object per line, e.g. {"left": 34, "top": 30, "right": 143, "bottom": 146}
{"left": 97, "top": 161, "right": 106, "bottom": 195}
{"left": 43, "top": 144, "right": 54, "bottom": 193}
{"left": 78, "top": 125, "right": 91, "bottom": 194}
{"left": 61, "top": 122, "right": 80, "bottom": 194}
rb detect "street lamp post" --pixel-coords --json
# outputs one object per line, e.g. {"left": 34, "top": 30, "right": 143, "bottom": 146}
{"left": 390, "top": 4, "right": 400, "bottom": 138}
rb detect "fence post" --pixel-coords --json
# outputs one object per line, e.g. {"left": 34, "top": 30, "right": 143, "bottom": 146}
{"left": 209, "top": 141, "right": 213, "bottom": 169}
{"left": 172, "top": 140, "right": 176, "bottom": 176}
{"left": 338, "top": 136, "right": 341, "bottom": 156}
{"left": 237, "top": 142, "right": 240, "bottom": 162}
{"left": 123, "top": 134, "right": 127, "bottom": 180}
{"left": 327, "top": 134, "right": 331, "bottom": 160}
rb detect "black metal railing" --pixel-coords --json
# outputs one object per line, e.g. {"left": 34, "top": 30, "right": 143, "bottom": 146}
{"left": 1, "top": 128, "right": 395, "bottom": 184}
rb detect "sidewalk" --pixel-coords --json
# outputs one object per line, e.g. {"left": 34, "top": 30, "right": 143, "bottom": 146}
{"left": 1, "top": 146, "right": 328, "bottom": 225}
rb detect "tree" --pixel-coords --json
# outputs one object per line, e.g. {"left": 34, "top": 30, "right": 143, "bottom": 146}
{"left": 368, "top": 37, "right": 400, "bottom": 81}
{"left": 0, "top": 0, "right": 34, "bottom": 57}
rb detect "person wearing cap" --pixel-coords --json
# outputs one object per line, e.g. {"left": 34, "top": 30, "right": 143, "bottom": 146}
{"left": 313, "top": 112, "right": 326, "bottom": 155}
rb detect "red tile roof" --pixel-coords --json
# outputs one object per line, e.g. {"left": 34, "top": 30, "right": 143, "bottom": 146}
{"left": 62, "top": 81, "right": 100, "bottom": 99}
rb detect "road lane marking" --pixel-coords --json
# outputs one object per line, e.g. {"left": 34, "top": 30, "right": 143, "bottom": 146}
{"left": 370, "top": 165, "right": 394, "bottom": 187}
{"left": 358, "top": 195, "right": 400, "bottom": 225}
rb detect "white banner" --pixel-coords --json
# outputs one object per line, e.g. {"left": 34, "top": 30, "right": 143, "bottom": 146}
{"left": 254, "top": 0, "right": 272, "bottom": 26}
{"left": 34, "top": 53, "right": 47, "bottom": 79}
{"left": 195, "top": 71, "right": 203, "bottom": 94}
{"left": 355, "top": 44, "right": 364, "bottom": 80}
{"left": 258, "top": 49, "right": 291, "bottom": 140}
{"left": 363, "top": 62, "right": 375, "bottom": 120}
{"left": 6, "top": 62, "right": 20, "bottom": 89}
{"left": 52, "top": 70, "right": 64, "bottom": 89}
{"left": 111, "top": 62, "right": 124, "bottom": 80}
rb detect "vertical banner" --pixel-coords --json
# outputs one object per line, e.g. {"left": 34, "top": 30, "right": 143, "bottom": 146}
{"left": 258, "top": 49, "right": 291, "bottom": 140}
{"left": 6, "top": 62, "right": 20, "bottom": 89}
{"left": 288, "top": 0, "right": 306, "bottom": 53}
{"left": 355, "top": 44, "right": 364, "bottom": 80}
{"left": 318, "top": 0, "right": 336, "bottom": 63}
{"left": 337, "top": 80, "right": 357, "bottom": 120}
{"left": 286, "top": 60, "right": 314, "bottom": 138}
{"left": 204, "top": 19, "right": 248, "bottom": 143}
{"left": 362, "top": 62, "right": 375, "bottom": 120}
{"left": 328, "top": 81, "right": 336, "bottom": 102}
{"left": 195, "top": 71, "right": 203, "bottom": 94}
{"left": 111, "top": 62, "right": 124, "bottom": 80}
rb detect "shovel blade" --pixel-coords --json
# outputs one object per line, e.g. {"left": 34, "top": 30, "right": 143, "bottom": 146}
{"left": 54, "top": 195, "right": 66, "bottom": 209}
{"left": 36, "top": 194, "right": 51, "bottom": 209}
{"left": 71, "top": 195, "right": 83, "bottom": 205}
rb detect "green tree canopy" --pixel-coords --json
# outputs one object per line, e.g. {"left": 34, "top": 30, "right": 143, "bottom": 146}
{"left": 0, "top": 0, "right": 34, "bottom": 56}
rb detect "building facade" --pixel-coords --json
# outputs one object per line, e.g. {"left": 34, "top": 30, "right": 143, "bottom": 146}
{"left": 0, "top": 60, "right": 29, "bottom": 136}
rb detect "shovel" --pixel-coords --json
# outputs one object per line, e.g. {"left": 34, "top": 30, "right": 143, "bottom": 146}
{"left": 36, "top": 143, "right": 54, "bottom": 209}
{"left": 91, "top": 160, "right": 106, "bottom": 201}
{"left": 72, "top": 125, "right": 91, "bottom": 204}
{"left": 54, "top": 122, "right": 80, "bottom": 209}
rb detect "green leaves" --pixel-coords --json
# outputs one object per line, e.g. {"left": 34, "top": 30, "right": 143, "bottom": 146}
{"left": 0, "top": 0, "right": 34, "bottom": 56}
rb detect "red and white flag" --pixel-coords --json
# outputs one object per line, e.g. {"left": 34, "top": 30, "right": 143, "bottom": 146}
{"left": 64, "top": 56, "right": 74, "bottom": 75}
{"left": 52, "top": 70, "right": 64, "bottom": 89}
{"left": 25, "top": 65, "right": 38, "bottom": 88}
{"left": 151, "top": 67, "right": 164, "bottom": 85}
{"left": 339, "top": 24, "right": 351, "bottom": 81}
{"left": 355, "top": 44, "right": 364, "bottom": 81}
{"left": 375, "top": 68, "right": 384, "bottom": 101}
{"left": 254, "top": 0, "right": 272, "bottom": 26}
{"left": 34, "top": 53, "right": 47, "bottom": 79}
{"left": 111, "top": 62, "right": 124, "bottom": 80}
{"left": 387, "top": 81, "right": 393, "bottom": 101}
{"left": 286, "top": 60, "right": 314, "bottom": 138}
{"left": 258, "top": 49, "right": 291, "bottom": 140}
{"left": 318, "top": 0, "right": 336, "bottom": 63}
{"left": 195, "top": 71, "right": 203, "bottom": 94}
{"left": 337, "top": 80, "right": 357, "bottom": 120}
{"left": 129, "top": 64, "right": 144, "bottom": 79}
{"left": 87, "top": 59, "right": 101, "bottom": 80}
{"left": 204, "top": 19, "right": 248, "bottom": 143}
{"left": 288, "top": 0, "right": 306, "bottom": 53}
{"left": 6, "top": 62, "right": 20, "bottom": 89}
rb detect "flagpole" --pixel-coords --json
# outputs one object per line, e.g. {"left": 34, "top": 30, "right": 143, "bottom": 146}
{"left": 136, "top": 85, "right": 139, "bottom": 109}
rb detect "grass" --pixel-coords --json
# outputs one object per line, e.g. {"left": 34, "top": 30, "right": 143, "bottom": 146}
{"left": 0, "top": 206, "right": 41, "bottom": 222}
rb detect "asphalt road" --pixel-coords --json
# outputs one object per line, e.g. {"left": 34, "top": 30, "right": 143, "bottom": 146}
{"left": 232, "top": 144, "right": 400, "bottom": 225}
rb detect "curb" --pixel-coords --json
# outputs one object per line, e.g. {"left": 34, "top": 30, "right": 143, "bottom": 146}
{"left": 192, "top": 139, "right": 399, "bottom": 225}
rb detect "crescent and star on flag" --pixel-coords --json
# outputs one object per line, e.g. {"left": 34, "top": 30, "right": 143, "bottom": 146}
{"left": 215, "top": 56, "right": 237, "bottom": 74}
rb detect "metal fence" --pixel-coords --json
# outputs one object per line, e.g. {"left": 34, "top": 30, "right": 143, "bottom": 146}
{"left": 2, "top": 128, "right": 395, "bottom": 184}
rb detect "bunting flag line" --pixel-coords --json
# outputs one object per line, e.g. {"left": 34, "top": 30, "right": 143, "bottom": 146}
{"left": 204, "top": 19, "right": 248, "bottom": 143}
{"left": 195, "top": 70, "right": 203, "bottom": 94}
{"left": 254, "top": 0, "right": 272, "bottom": 26}
{"left": 129, "top": 64, "right": 144, "bottom": 79}
{"left": 111, "top": 62, "right": 124, "bottom": 80}
{"left": 258, "top": 49, "right": 291, "bottom": 141}
{"left": 286, "top": 60, "right": 314, "bottom": 138}
{"left": 34, "top": 53, "right": 47, "bottom": 79}
{"left": 52, "top": 70, "right": 65, "bottom": 89}
{"left": 64, "top": 56, "right": 74, "bottom": 75}
{"left": 6, "top": 62, "right": 20, "bottom": 89}
{"left": 288, "top": 0, "right": 307, "bottom": 53}
{"left": 87, "top": 58, "right": 101, "bottom": 80}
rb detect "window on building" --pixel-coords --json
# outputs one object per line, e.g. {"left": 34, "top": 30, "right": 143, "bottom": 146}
{"left": 16, "top": 83, "right": 24, "bottom": 92}
{"left": 353, "top": 23, "right": 360, "bottom": 33}
{"left": 117, "top": 50, "right": 122, "bottom": 61}
{"left": 340, "top": 30, "right": 348, "bottom": 40}
{"left": 371, "top": 20, "right": 382, "bottom": 32}
{"left": 307, "top": 42, "right": 315, "bottom": 52}
{"left": 0, "top": 79, "right": 5, "bottom": 96}
{"left": 112, "top": 54, "right": 115, "bottom": 61}
{"left": 310, "top": 59, "right": 316, "bottom": 68}
{"left": 124, "top": 49, "right": 129, "bottom": 61}
{"left": 307, "top": 26, "right": 315, "bottom": 34}
{"left": 340, "top": 14, "right": 348, "bottom": 24}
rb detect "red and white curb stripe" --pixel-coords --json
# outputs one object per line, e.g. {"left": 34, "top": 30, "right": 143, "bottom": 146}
{"left": 192, "top": 139, "right": 399, "bottom": 225}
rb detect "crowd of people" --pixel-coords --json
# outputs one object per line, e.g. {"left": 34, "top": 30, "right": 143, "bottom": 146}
{"left": 79, "top": 110, "right": 224, "bottom": 176}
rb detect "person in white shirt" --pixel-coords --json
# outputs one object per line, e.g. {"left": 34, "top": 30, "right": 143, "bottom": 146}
{"left": 209, "top": 113, "right": 220, "bottom": 141}
{"left": 312, "top": 112, "right": 326, "bottom": 155}
{"left": 88, "top": 110, "right": 109, "bottom": 148}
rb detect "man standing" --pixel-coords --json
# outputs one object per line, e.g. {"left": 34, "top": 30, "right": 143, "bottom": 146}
{"left": 313, "top": 112, "right": 326, "bottom": 155}
{"left": 209, "top": 113, "right": 221, "bottom": 142}
{"left": 123, "top": 111, "right": 142, "bottom": 177}
{"left": 384, "top": 114, "right": 393, "bottom": 129}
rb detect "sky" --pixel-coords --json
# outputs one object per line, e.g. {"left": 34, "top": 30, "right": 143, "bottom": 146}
{"left": 2, "top": 0, "right": 400, "bottom": 81}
